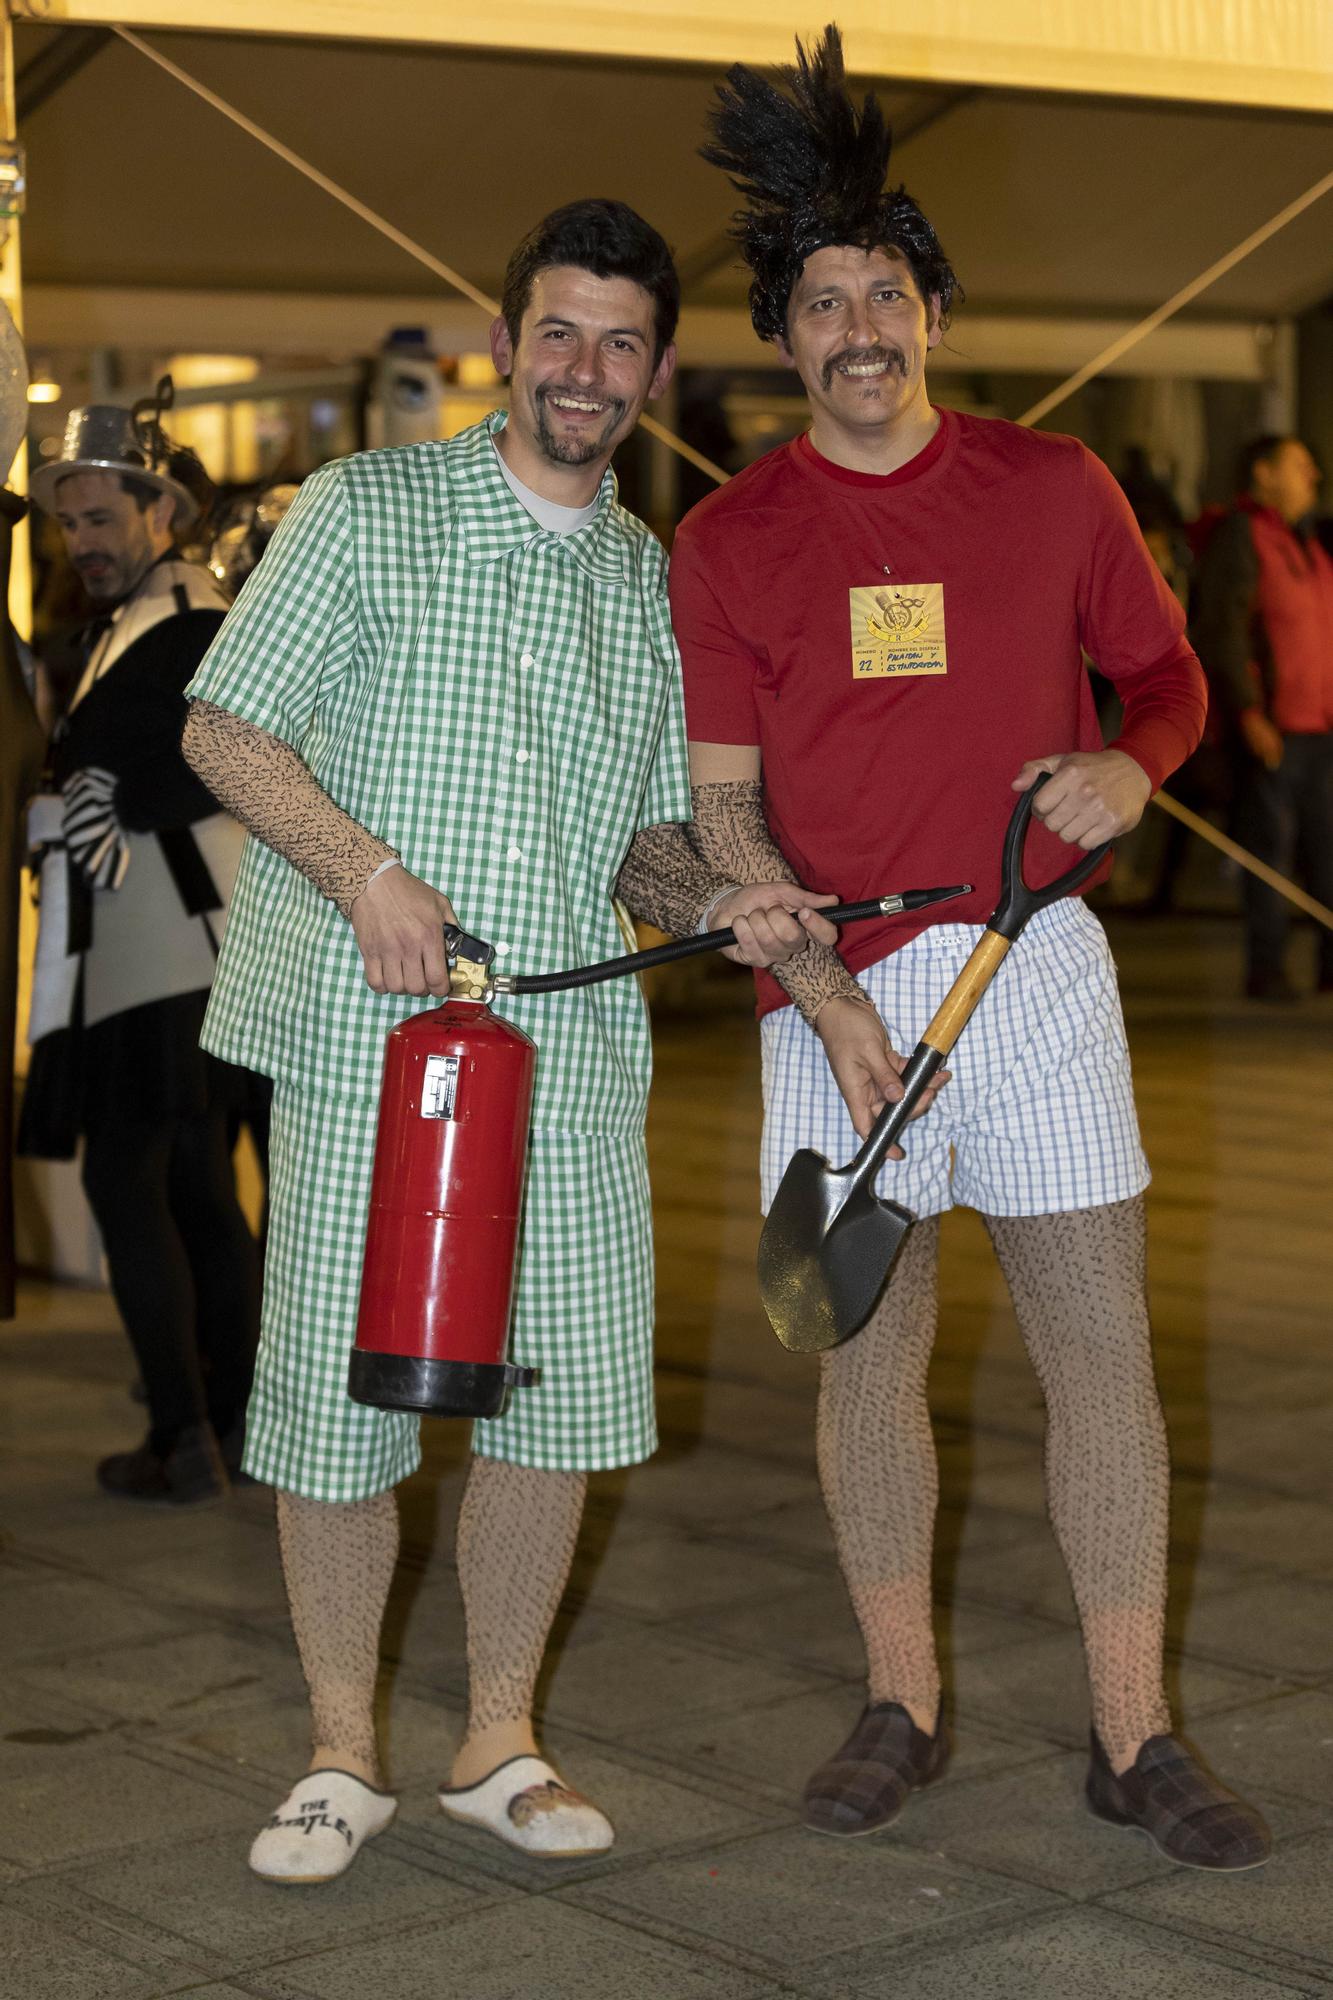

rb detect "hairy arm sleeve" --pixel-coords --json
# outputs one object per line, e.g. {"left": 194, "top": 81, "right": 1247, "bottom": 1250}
{"left": 691, "top": 780, "right": 871, "bottom": 1025}
{"left": 182, "top": 699, "right": 398, "bottom": 918}
{"left": 614, "top": 819, "right": 737, "bottom": 938}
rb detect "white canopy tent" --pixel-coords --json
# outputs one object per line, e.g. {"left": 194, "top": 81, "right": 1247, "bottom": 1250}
{"left": 7, "top": 3, "right": 1333, "bottom": 378}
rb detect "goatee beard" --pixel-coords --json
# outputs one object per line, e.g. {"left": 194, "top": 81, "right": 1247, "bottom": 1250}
{"left": 533, "top": 386, "right": 625, "bottom": 466}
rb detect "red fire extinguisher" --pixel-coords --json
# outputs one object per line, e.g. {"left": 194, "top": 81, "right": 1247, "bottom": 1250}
{"left": 348, "top": 929, "right": 539, "bottom": 1419}
{"left": 349, "top": 886, "right": 970, "bottom": 1420}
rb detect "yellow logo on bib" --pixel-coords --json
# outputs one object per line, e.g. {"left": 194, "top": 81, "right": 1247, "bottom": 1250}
{"left": 851, "top": 582, "right": 947, "bottom": 679}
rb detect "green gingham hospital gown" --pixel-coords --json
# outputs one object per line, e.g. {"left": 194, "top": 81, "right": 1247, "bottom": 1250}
{"left": 186, "top": 412, "right": 691, "bottom": 1499}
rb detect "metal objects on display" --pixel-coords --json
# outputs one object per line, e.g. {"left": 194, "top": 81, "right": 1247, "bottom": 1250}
{"left": 208, "top": 482, "right": 300, "bottom": 598}
{"left": 757, "top": 779, "right": 1112, "bottom": 1354}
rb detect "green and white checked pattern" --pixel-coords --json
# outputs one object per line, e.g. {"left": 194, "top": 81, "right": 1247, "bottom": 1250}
{"left": 190, "top": 413, "right": 690, "bottom": 1484}
{"left": 248, "top": 1086, "right": 656, "bottom": 1497}
{"left": 187, "top": 411, "right": 690, "bottom": 1129}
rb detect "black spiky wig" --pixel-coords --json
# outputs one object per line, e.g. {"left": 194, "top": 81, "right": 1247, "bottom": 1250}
{"left": 702, "top": 24, "right": 960, "bottom": 342}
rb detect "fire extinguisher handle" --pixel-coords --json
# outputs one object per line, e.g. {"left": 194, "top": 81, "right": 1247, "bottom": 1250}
{"left": 442, "top": 923, "right": 496, "bottom": 968}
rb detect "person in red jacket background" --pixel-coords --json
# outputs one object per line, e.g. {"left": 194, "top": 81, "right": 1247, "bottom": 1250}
{"left": 1191, "top": 435, "right": 1333, "bottom": 1000}
{"left": 671, "top": 26, "right": 1270, "bottom": 1873}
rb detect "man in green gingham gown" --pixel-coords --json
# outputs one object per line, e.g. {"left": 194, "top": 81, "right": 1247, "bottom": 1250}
{"left": 183, "top": 201, "right": 831, "bottom": 1878}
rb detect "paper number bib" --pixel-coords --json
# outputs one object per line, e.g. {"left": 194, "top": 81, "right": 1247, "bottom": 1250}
{"left": 850, "top": 582, "right": 947, "bottom": 679}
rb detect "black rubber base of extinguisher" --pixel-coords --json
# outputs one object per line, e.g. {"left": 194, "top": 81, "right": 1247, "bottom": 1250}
{"left": 348, "top": 1350, "right": 540, "bottom": 1419}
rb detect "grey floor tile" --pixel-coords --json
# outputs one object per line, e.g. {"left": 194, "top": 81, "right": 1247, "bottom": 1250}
{"left": 890, "top": 1748, "right": 1323, "bottom": 1900}
{"left": 0, "top": 1573, "right": 191, "bottom": 1671}
{"left": 1176, "top": 1579, "right": 1333, "bottom": 1682}
{"left": 954, "top": 1625, "right": 1287, "bottom": 1748}
{"left": 248, "top": 1897, "right": 780, "bottom": 1998}
{"left": 718, "top": 1493, "right": 838, "bottom": 1560}
{"left": 568, "top": 1824, "right": 1057, "bottom": 1984}
{"left": 15, "top": 1626, "right": 306, "bottom": 1726}
{"left": 1178, "top": 1690, "right": 1333, "bottom": 1810}
{"left": 538, "top": 1628, "right": 825, "bottom": 1741}
{"left": 846, "top": 1907, "right": 1328, "bottom": 1999}
{"left": 679, "top": 1574, "right": 1050, "bottom": 1683}
{"left": 112, "top": 1528, "right": 290, "bottom": 1621}
{"left": 148, "top": 1693, "right": 319, "bottom": 1786}
{"left": 146, "top": 1988, "right": 263, "bottom": 1999}
{"left": 1197, "top": 1412, "right": 1333, "bottom": 1501}
{"left": 3, "top": 1745, "right": 258, "bottom": 1869}
{"left": 1105, "top": 1827, "right": 1333, "bottom": 1976}
{"left": 566, "top": 1522, "right": 819, "bottom": 1621}
{"left": 638, "top": 1684, "right": 1049, "bottom": 1806}
{"left": 11, "top": 1493, "right": 275, "bottom": 1578}
{"left": 1173, "top": 1487, "right": 1333, "bottom": 1574}
{"left": 388, "top": 1587, "right": 635, "bottom": 1699}
{"left": 0, "top": 1892, "right": 197, "bottom": 1999}
{"left": 591, "top": 1445, "right": 817, "bottom": 1531}
{"left": 949, "top": 1524, "right": 1263, "bottom": 1629}
{"left": 933, "top": 1503, "right": 1051, "bottom": 1565}
{"left": 59, "top": 1822, "right": 489, "bottom": 1967}
{"left": 0, "top": 1688, "right": 143, "bottom": 1775}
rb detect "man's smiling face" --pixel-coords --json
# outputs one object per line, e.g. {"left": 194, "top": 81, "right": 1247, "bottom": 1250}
{"left": 491, "top": 265, "right": 675, "bottom": 474}
{"left": 777, "top": 244, "right": 942, "bottom": 440}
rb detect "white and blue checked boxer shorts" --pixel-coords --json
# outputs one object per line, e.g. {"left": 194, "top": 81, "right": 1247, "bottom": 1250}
{"left": 760, "top": 898, "right": 1149, "bottom": 1219}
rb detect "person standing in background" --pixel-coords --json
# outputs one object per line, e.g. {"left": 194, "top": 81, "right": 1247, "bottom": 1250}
{"left": 1191, "top": 435, "right": 1333, "bottom": 999}
{"left": 20, "top": 396, "right": 261, "bottom": 1502}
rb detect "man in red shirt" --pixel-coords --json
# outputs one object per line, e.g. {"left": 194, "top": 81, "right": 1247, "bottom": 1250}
{"left": 670, "top": 28, "right": 1269, "bottom": 1871}
{"left": 1192, "top": 435, "right": 1333, "bottom": 999}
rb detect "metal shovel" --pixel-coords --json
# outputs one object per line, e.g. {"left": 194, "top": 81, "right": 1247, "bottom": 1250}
{"left": 758, "top": 777, "right": 1112, "bottom": 1351}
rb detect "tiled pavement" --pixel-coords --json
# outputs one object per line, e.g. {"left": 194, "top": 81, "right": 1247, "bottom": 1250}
{"left": 1, "top": 916, "right": 1330, "bottom": 1998}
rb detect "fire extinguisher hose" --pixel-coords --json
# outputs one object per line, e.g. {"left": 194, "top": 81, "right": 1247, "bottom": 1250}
{"left": 488, "top": 885, "right": 972, "bottom": 996}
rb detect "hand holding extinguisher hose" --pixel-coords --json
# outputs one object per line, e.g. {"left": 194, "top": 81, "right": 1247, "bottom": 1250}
{"left": 446, "top": 884, "right": 973, "bottom": 998}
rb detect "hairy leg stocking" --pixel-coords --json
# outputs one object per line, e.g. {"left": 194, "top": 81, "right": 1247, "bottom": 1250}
{"left": 276, "top": 1488, "right": 399, "bottom": 1788}
{"left": 451, "top": 1455, "right": 587, "bottom": 1787}
{"left": 983, "top": 1197, "right": 1171, "bottom": 1772}
{"left": 817, "top": 1217, "right": 942, "bottom": 1733}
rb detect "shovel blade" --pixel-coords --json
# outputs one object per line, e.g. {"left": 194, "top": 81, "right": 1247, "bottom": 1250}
{"left": 758, "top": 1147, "right": 916, "bottom": 1352}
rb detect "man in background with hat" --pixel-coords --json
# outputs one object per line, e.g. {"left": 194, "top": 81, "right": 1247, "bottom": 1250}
{"left": 670, "top": 28, "right": 1270, "bottom": 1873}
{"left": 21, "top": 388, "right": 261, "bottom": 1504}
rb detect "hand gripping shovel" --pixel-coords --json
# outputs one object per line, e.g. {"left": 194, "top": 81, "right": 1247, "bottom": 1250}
{"left": 757, "top": 776, "right": 1112, "bottom": 1352}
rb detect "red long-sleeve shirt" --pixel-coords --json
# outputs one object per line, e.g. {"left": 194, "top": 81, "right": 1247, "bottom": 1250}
{"left": 670, "top": 409, "right": 1206, "bottom": 1015}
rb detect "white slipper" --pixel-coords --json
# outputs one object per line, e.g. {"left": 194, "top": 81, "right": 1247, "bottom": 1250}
{"left": 439, "top": 1754, "right": 614, "bottom": 1859}
{"left": 249, "top": 1769, "right": 397, "bottom": 1884}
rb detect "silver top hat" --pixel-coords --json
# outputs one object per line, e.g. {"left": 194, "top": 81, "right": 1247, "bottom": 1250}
{"left": 29, "top": 376, "right": 209, "bottom": 529}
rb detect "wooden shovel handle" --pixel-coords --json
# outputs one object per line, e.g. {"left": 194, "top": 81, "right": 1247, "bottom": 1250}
{"left": 922, "top": 929, "right": 1012, "bottom": 1056}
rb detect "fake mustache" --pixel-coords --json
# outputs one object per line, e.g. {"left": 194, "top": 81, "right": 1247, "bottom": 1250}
{"left": 821, "top": 347, "right": 908, "bottom": 389}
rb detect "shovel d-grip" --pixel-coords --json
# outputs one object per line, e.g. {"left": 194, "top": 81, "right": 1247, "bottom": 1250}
{"left": 758, "top": 776, "right": 1113, "bottom": 1354}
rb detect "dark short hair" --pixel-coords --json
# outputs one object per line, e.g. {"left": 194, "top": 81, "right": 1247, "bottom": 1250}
{"left": 1239, "top": 434, "right": 1299, "bottom": 490}
{"left": 119, "top": 473, "right": 162, "bottom": 512}
{"left": 500, "top": 199, "right": 680, "bottom": 366}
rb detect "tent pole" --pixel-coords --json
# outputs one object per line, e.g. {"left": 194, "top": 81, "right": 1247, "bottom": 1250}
{"left": 0, "top": 2, "right": 29, "bottom": 639}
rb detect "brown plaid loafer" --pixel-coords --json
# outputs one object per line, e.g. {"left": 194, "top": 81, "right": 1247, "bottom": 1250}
{"left": 1086, "top": 1731, "right": 1271, "bottom": 1871}
{"left": 802, "top": 1700, "right": 950, "bottom": 1837}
